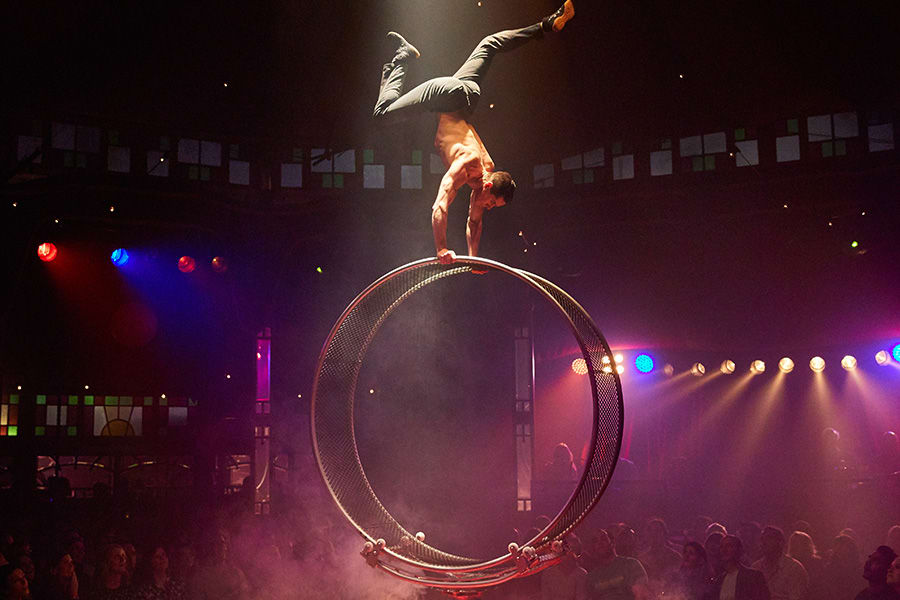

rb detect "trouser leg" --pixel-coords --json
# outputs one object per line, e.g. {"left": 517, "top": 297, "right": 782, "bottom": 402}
{"left": 450, "top": 23, "right": 543, "bottom": 87}
{"left": 373, "top": 69, "right": 474, "bottom": 123}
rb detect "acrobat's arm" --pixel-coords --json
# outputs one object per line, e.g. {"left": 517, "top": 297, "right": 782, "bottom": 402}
{"left": 432, "top": 154, "right": 478, "bottom": 263}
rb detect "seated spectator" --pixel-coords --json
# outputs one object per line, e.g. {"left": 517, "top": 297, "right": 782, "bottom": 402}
{"left": 706, "top": 532, "right": 726, "bottom": 576}
{"left": 854, "top": 546, "right": 900, "bottom": 600}
{"left": 585, "top": 530, "right": 649, "bottom": 600}
{"left": 823, "top": 534, "right": 863, "bottom": 600}
{"left": 133, "top": 546, "right": 184, "bottom": 600}
{"left": 787, "top": 531, "right": 824, "bottom": 598}
{"left": 887, "top": 556, "right": 900, "bottom": 595}
{"left": 710, "top": 535, "right": 770, "bottom": 600}
{"left": 665, "top": 541, "right": 713, "bottom": 600}
{"left": 752, "top": 526, "right": 808, "bottom": 600}
{"left": 44, "top": 551, "right": 79, "bottom": 600}
{"left": 92, "top": 544, "right": 131, "bottom": 600}
{"left": 541, "top": 534, "right": 587, "bottom": 600}
{"left": 1, "top": 564, "right": 31, "bottom": 600}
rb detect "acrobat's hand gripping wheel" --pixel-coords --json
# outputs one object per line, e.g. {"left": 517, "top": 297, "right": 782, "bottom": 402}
{"left": 310, "top": 257, "right": 624, "bottom": 597}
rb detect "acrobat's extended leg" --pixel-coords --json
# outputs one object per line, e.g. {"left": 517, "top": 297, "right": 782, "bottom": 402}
{"left": 451, "top": 1, "right": 575, "bottom": 95}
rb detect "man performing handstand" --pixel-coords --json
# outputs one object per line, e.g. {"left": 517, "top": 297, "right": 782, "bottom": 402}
{"left": 373, "top": 2, "right": 575, "bottom": 264}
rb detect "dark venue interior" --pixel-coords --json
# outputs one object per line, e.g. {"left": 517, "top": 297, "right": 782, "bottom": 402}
{"left": 1, "top": 1, "right": 899, "bottom": 599}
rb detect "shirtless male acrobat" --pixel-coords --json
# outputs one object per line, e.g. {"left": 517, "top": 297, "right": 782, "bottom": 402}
{"left": 372, "top": 2, "right": 575, "bottom": 264}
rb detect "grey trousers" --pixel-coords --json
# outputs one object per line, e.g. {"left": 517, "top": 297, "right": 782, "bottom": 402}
{"left": 373, "top": 23, "right": 543, "bottom": 122}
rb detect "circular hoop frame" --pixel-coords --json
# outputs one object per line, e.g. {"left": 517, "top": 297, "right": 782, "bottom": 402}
{"left": 310, "top": 257, "right": 623, "bottom": 592}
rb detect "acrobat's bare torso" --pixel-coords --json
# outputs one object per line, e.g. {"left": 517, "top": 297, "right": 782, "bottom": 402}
{"left": 434, "top": 112, "right": 495, "bottom": 191}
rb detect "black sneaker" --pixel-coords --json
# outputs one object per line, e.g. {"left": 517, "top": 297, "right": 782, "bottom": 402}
{"left": 541, "top": 0, "right": 575, "bottom": 33}
{"left": 387, "top": 31, "right": 421, "bottom": 62}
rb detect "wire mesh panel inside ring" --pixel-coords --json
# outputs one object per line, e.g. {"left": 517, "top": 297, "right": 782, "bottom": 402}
{"left": 310, "top": 257, "right": 623, "bottom": 592}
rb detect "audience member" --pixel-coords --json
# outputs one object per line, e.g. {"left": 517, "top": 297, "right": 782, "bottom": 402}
{"left": 133, "top": 546, "right": 184, "bottom": 600}
{"left": 665, "top": 541, "right": 713, "bottom": 600}
{"left": 706, "top": 532, "right": 726, "bottom": 576}
{"left": 823, "top": 534, "right": 863, "bottom": 600}
{"left": 44, "top": 551, "right": 78, "bottom": 600}
{"left": 854, "top": 546, "right": 900, "bottom": 600}
{"left": 540, "top": 534, "right": 587, "bottom": 600}
{"left": 585, "top": 530, "right": 649, "bottom": 600}
{"left": 751, "top": 526, "right": 808, "bottom": 600}
{"left": 738, "top": 522, "right": 763, "bottom": 564}
{"left": 548, "top": 443, "right": 578, "bottom": 482}
{"left": 707, "top": 523, "right": 728, "bottom": 538}
{"left": 886, "top": 526, "right": 900, "bottom": 554}
{"left": 614, "top": 528, "right": 639, "bottom": 560}
{"left": 1, "top": 564, "right": 31, "bottom": 600}
{"left": 787, "top": 531, "right": 824, "bottom": 598}
{"left": 887, "top": 556, "right": 900, "bottom": 595}
{"left": 710, "top": 535, "right": 770, "bottom": 600}
{"left": 92, "top": 544, "right": 131, "bottom": 600}
{"left": 188, "top": 531, "right": 248, "bottom": 600}
{"left": 639, "top": 519, "right": 681, "bottom": 579}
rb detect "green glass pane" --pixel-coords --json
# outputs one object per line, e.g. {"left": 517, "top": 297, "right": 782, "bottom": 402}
{"left": 7, "top": 426, "right": 16, "bottom": 437}
{"left": 363, "top": 149, "right": 374, "bottom": 164}
{"left": 188, "top": 165, "right": 199, "bottom": 180}
{"left": 84, "top": 396, "right": 94, "bottom": 406}
{"left": 704, "top": 155, "right": 716, "bottom": 170}
{"left": 734, "top": 128, "right": 746, "bottom": 141}
{"left": 835, "top": 140, "right": 847, "bottom": 156}
{"left": 292, "top": 147, "right": 304, "bottom": 162}
{"left": 584, "top": 169, "right": 594, "bottom": 184}
{"left": 322, "top": 173, "right": 333, "bottom": 188}
{"left": 68, "top": 395, "right": 78, "bottom": 405}
{"left": 334, "top": 174, "right": 344, "bottom": 188}
{"left": 144, "top": 396, "right": 153, "bottom": 406}
{"left": 787, "top": 119, "right": 799, "bottom": 134}
{"left": 692, "top": 156, "right": 704, "bottom": 172}
{"left": 36, "top": 395, "right": 46, "bottom": 405}
{"left": 411, "top": 150, "right": 422, "bottom": 165}
{"left": 160, "top": 397, "right": 168, "bottom": 406}
{"left": 67, "top": 426, "right": 77, "bottom": 436}
{"left": 200, "top": 166, "right": 210, "bottom": 181}
{"left": 10, "top": 395, "right": 19, "bottom": 404}
{"left": 35, "top": 426, "right": 45, "bottom": 436}
{"left": 105, "top": 396, "right": 119, "bottom": 406}
{"left": 121, "top": 396, "right": 132, "bottom": 406}
{"left": 822, "top": 141, "right": 833, "bottom": 157}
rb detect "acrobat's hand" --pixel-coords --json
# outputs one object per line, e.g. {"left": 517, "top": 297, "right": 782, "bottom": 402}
{"left": 437, "top": 249, "right": 457, "bottom": 264}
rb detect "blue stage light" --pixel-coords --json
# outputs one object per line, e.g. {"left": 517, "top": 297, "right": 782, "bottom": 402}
{"left": 893, "top": 343, "right": 900, "bottom": 363}
{"left": 635, "top": 354, "right": 654, "bottom": 373}
{"left": 110, "top": 248, "right": 130, "bottom": 266}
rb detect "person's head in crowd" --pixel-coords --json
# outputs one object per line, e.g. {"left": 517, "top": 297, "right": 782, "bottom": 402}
{"left": 887, "top": 556, "right": 900, "bottom": 591}
{"left": 0, "top": 564, "right": 30, "bottom": 600}
{"left": 646, "top": 518, "right": 669, "bottom": 549}
{"left": 887, "top": 525, "right": 900, "bottom": 553}
{"left": 169, "top": 541, "right": 196, "bottom": 582}
{"left": 791, "top": 520, "right": 812, "bottom": 535}
{"left": 148, "top": 546, "right": 169, "bottom": 582}
{"left": 720, "top": 535, "right": 744, "bottom": 571}
{"left": 592, "top": 530, "right": 616, "bottom": 562}
{"left": 737, "top": 521, "right": 762, "bottom": 558}
{"left": 12, "top": 557, "right": 33, "bottom": 586}
{"left": 565, "top": 533, "right": 583, "bottom": 558}
{"left": 705, "top": 522, "right": 727, "bottom": 538}
{"left": 788, "top": 531, "right": 817, "bottom": 563}
{"left": 839, "top": 527, "right": 860, "bottom": 544}
{"left": 830, "top": 534, "right": 861, "bottom": 567}
{"left": 705, "top": 532, "right": 724, "bottom": 569}
{"left": 122, "top": 543, "right": 137, "bottom": 577}
{"left": 760, "top": 526, "right": 786, "bottom": 561}
{"left": 98, "top": 544, "right": 129, "bottom": 588}
{"left": 61, "top": 534, "right": 85, "bottom": 567}
{"left": 615, "top": 527, "right": 638, "bottom": 558}
{"left": 49, "top": 551, "right": 75, "bottom": 582}
{"left": 681, "top": 541, "right": 711, "bottom": 574}
{"left": 862, "top": 546, "right": 898, "bottom": 589}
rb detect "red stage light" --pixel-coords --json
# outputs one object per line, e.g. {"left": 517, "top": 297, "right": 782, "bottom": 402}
{"left": 178, "top": 256, "right": 196, "bottom": 273}
{"left": 211, "top": 256, "right": 228, "bottom": 273}
{"left": 37, "top": 243, "right": 58, "bottom": 262}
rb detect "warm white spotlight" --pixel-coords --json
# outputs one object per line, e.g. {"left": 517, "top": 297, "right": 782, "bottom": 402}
{"left": 809, "top": 356, "right": 826, "bottom": 372}
{"left": 614, "top": 353, "right": 624, "bottom": 364}
{"left": 663, "top": 364, "right": 675, "bottom": 378}
{"left": 615, "top": 364, "right": 625, "bottom": 375}
{"left": 601, "top": 355, "right": 611, "bottom": 365}
{"left": 750, "top": 360, "right": 766, "bottom": 374}
{"left": 601, "top": 365, "right": 613, "bottom": 374}
{"left": 691, "top": 362, "right": 706, "bottom": 376}
{"left": 841, "top": 355, "right": 857, "bottom": 371}
{"left": 720, "top": 360, "right": 736, "bottom": 374}
{"left": 778, "top": 357, "right": 794, "bottom": 373}
{"left": 875, "top": 350, "right": 889, "bottom": 366}
{"left": 571, "top": 358, "right": 588, "bottom": 375}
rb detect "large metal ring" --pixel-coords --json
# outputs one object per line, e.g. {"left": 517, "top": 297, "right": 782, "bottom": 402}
{"left": 310, "top": 257, "right": 623, "bottom": 593}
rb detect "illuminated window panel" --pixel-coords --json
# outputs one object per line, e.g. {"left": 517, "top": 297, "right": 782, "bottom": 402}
{"left": 94, "top": 405, "right": 142, "bottom": 436}
{"left": 36, "top": 395, "right": 89, "bottom": 437}
{"left": 1, "top": 395, "right": 20, "bottom": 437}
